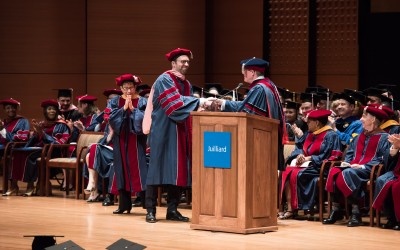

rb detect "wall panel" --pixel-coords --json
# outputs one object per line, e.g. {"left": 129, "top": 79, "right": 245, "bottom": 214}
{"left": 205, "top": 0, "right": 264, "bottom": 89}
{"left": 0, "top": 74, "right": 86, "bottom": 121}
{"left": 86, "top": 0, "right": 205, "bottom": 80}
{"left": 315, "top": 0, "right": 358, "bottom": 90}
{"left": 0, "top": 0, "right": 86, "bottom": 74}
{"left": 268, "top": 0, "right": 309, "bottom": 89}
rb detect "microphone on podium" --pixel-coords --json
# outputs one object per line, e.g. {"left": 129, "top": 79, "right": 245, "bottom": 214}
{"left": 218, "top": 83, "right": 243, "bottom": 99}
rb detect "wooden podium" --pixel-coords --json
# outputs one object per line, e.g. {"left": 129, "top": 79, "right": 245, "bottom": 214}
{"left": 190, "top": 112, "right": 279, "bottom": 234}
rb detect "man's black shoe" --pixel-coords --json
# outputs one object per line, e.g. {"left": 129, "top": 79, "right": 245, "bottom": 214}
{"left": 381, "top": 220, "right": 396, "bottom": 229}
{"left": 102, "top": 196, "right": 114, "bottom": 206}
{"left": 347, "top": 213, "right": 363, "bottom": 227}
{"left": 146, "top": 212, "right": 156, "bottom": 223}
{"left": 132, "top": 197, "right": 142, "bottom": 207}
{"left": 393, "top": 223, "right": 400, "bottom": 230}
{"left": 322, "top": 210, "right": 344, "bottom": 224}
{"left": 166, "top": 210, "right": 189, "bottom": 222}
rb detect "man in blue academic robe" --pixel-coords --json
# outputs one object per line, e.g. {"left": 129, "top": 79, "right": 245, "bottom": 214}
{"left": 323, "top": 105, "right": 390, "bottom": 227}
{"left": 209, "top": 57, "right": 288, "bottom": 171}
{"left": 144, "top": 48, "right": 208, "bottom": 223}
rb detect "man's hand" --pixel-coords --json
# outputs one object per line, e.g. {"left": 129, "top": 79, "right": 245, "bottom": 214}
{"left": 350, "top": 164, "right": 363, "bottom": 169}
{"left": 73, "top": 120, "right": 85, "bottom": 131}
{"left": 200, "top": 97, "right": 220, "bottom": 111}
{"left": 388, "top": 134, "right": 400, "bottom": 149}
{"left": 124, "top": 95, "right": 132, "bottom": 111}
{"left": 328, "top": 115, "right": 336, "bottom": 130}
{"left": 207, "top": 99, "right": 223, "bottom": 111}
{"left": 106, "top": 125, "right": 114, "bottom": 143}
{"left": 292, "top": 124, "right": 304, "bottom": 138}
{"left": 0, "top": 120, "right": 4, "bottom": 130}
{"left": 296, "top": 154, "right": 305, "bottom": 165}
{"left": 32, "top": 119, "right": 43, "bottom": 135}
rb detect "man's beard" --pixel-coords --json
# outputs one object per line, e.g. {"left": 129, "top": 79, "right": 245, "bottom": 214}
{"left": 61, "top": 104, "right": 70, "bottom": 110}
{"left": 179, "top": 67, "right": 188, "bottom": 75}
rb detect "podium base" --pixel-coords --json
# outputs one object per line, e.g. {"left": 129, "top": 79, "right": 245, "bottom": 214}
{"left": 190, "top": 224, "right": 278, "bottom": 234}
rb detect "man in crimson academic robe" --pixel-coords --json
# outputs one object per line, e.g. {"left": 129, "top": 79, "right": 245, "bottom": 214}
{"left": 144, "top": 48, "right": 209, "bottom": 223}
{"left": 323, "top": 105, "right": 390, "bottom": 227}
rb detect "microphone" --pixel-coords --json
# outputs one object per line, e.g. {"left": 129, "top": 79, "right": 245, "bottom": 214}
{"left": 218, "top": 83, "right": 243, "bottom": 99}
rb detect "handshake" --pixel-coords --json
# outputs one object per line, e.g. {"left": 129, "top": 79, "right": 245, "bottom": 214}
{"left": 198, "top": 97, "right": 224, "bottom": 112}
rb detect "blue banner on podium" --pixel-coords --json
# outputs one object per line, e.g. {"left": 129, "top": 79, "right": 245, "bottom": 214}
{"left": 203, "top": 132, "right": 231, "bottom": 168}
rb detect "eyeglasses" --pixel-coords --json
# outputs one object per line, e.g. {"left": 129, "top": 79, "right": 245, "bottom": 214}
{"left": 178, "top": 60, "right": 190, "bottom": 64}
{"left": 121, "top": 86, "right": 135, "bottom": 91}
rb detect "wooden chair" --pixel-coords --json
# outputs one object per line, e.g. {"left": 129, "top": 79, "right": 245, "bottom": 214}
{"left": 317, "top": 160, "right": 335, "bottom": 221}
{"left": 320, "top": 146, "right": 349, "bottom": 221}
{"left": 278, "top": 142, "right": 296, "bottom": 212}
{"left": 365, "top": 164, "right": 382, "bottom": 226}
{"left": 326, "top": 162, "right": 381, "bottom": 226}
{"left": 35, "top": 144, "right": 50, "bottom": 196}
{"left": 283, "top": 142, "right": 296, "bottom": 160}
{"left": 45, "top": 131, "right": 104, "bottom": 199}
{"left": 374, "top": 164, "right": 386, "bottom": 227}
{"left": 1, "top": 142, "right": 26, "bottom": 193}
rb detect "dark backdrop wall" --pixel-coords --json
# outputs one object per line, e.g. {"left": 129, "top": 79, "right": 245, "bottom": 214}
{"left": 359, "top": 0, "right": 400, "bottom": 96}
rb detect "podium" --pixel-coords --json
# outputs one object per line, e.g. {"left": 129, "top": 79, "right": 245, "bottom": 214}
{"left": 190, "top": 112, "right": 279, "bottom": 234}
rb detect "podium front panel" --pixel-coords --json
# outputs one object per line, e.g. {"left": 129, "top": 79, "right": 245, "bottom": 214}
{"left": 191, "top": 112, "right": 278, "bottom": 234}
{"left": 198, "top": 122, "right": 239, "bottom": 219}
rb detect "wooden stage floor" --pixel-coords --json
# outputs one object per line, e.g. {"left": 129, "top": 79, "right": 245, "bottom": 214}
{"left": 0, "top": 189, "right": 399, "bottom": 250}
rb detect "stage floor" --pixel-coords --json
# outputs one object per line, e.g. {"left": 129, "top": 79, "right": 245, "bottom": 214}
{"left": 0, "top": 188, "right": 399, "bottom": 250}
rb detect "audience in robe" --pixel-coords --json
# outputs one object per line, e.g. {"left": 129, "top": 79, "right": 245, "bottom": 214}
{"left": 4, "top": 100, "right": 70, "bottom": 196}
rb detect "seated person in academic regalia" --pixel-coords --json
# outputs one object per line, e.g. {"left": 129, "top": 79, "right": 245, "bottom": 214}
{"left": 3, "top": 100, "right": 71, "bottom": 197}
{"left": 294, "top": 93, "right": 320, "bottom": 144}
{"left": 299, "top": 92, "right": 319, "bottom": 116}
{"left": 376, "top": 84, "right": 396, "bottom": 100}
{"left": 83, "top": 88, "right": 122, "bottom": 204}
{"left": 279, "top": 110, "right": 341, "bottom": 219}
{"left": 220, "top": 89, "right": 233, "bottom": 101}
{"left": 68, "top": 95, "right": 99, "bottom": 143}
{"left": 0, "top": 98, "right": 30, "bottom": 151}
{"left": 94, "top": 89, "right": 123, "bottom": 133}
{"left": 328, "top": 93, "right": 363, "bottom": 149}
{"left": 60, "top": 95, "right": 100, "bottom": 192}
{"left": 205, "top": 83, "right": 223, "bottom": 98}
{"left": 372, "top": 133, "right": 400, "bottom": 230}
{"left": 323, "top": 105, "right": 390, "bottom": 227}
{"left": 305, "top": 86, "right": 331, "bottom": 110}
{"left": 1, "top": 98, "right": 30, "bottom": 195}
{"left": 278, "top": 87, "right": 296, "bottom": 105}
{"left": 369, "top": 104, "right": 400, "bottom": 135}
{"left": 137, "top": 84, "right": 151, "bottom": 99}
{"left": 56, "top": 88, "right": 81, "bottom": 122}
{"left": 363, "top": 87, "right": 393, "bottom": 106}
{"left": 374, "top": 84, "right": 400, "bottom": 122}
{"left": 343, "top": 89, "right": 368, "bottom": 118}
{"left": 192, "top": 85, "right": 204, "bottom": 99}
{"left": 285, "top": 101, "right": 307, "bottom": 142}
{"left": 395, "top": 101, "right": 400, "bottom": 124}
